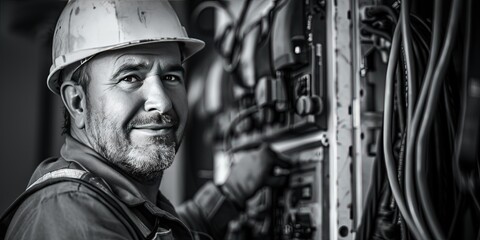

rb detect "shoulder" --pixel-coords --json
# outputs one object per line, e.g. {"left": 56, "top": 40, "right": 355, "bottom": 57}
{"left": 6, "top": 181, "right": 137, "bottom": 240}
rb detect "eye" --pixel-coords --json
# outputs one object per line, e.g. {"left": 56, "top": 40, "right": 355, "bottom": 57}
{"left": 162, "top": 75, "right": 181, "bottom": 82}
{"left": 120, "top": 75, "right": 141, "bottom": 83}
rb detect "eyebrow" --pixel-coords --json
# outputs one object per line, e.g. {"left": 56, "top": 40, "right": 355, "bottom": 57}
{"left": 166, "top": 65, "right": 186, "bottom": 74}
{"left": 111, "top": 60, "right": 185, "bottom": 80}
{"left": 111, "top": 62, "right": 149, "bottom": 80}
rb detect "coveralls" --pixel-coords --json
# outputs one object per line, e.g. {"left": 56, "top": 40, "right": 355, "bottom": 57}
{"left": 4, "top": 135, "right": 241, "bottom": 240}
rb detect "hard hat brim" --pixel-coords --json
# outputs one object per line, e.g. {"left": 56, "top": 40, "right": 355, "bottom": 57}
{"left": 47, "top": 38, "right": 205, "bottom": 95}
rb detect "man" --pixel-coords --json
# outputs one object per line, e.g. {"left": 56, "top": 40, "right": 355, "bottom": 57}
{"left": 0, "top": 1, "right": 285, "bottom": 239}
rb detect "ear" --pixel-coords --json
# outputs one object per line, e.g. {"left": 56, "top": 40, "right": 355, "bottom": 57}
{"left": 60, "top": 81, "right": 87, "bottom": 129}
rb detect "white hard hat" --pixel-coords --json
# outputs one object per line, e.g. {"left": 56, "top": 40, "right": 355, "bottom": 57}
{"left": 47, "top": 0, "right": 205, "bottom": 94}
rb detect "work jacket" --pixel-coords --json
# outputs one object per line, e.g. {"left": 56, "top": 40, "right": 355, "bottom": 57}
{"left": 3, "top": 135, "right": 240, "bottom": 240}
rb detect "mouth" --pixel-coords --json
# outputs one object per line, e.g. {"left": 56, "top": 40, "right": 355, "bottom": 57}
{"left": 131, "top": 123, "right": 176, "bottom": 136}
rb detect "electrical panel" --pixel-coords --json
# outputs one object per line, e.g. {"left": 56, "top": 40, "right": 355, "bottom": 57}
{"left": 189, "top": 0, "right": 480, "bottom": 239}
{"left": 189, "top": 0, "right": 356, "bottom": 239}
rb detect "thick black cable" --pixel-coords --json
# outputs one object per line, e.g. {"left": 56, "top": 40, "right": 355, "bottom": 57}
{"left": 401, "top": 1, "right": 434, "bottom": 231}
{"left": 471, "top": 191, "right": 480, "bottom": 212}
{"left": 404, "top": 0, "right": 443, "bottom": 237}
{"left": 396, "top": 64, "right": 406, "bottom": 132}
{"left": 411, "top": 24, "right": 430, "bottom": 65}
{"left": 192, "top": 1, "right": 235, "bottom": 27}
{"left": 401, "top": 0, "right": 416, "bottom": 125}
{"left": 367, "top": 5, "right": 398, "bottom": 23}
{"left": 447, "top": 194, "right": 464, "bottom": 239}
{"left": 410, "top": 14, "right": 432, "bottom": 36}
{"left": 415, "top": 0, "right": 463, "bottom": 239}
{"left": 382, "top": 20, "right": 422, "bottom": 240}
{"left": 410, "top": 31, "right": 427, "bottom": 89}
{"left": 221, "top": 0, "right": 252, "bottom": 75}
{"left": 453, "top": 0, "right": 473, "bottom": 191}
{"left": 361, "top": 24, "right": 392, "bottom": 41}
{"left": 442, "top": 83, "right": 456, "bottom": 149}
{"left": 396, "top": 129, "right": 407, "bottom": 200}
{"left": 356, "top": 131, "right": 387, "bottom": 240}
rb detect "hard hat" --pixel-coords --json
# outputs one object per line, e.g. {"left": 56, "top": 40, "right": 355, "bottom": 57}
{"left": 47, "top": 0, "right": 205, "bottom": 94}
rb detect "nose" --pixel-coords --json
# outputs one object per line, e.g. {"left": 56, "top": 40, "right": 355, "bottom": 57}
{"left": 143, "top": 76, "right": 173, "bottom": 113}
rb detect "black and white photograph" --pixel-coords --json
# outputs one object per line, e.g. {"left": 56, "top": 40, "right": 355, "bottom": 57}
{"left": 0, "top": 0, "right": 479, "bottom": 239}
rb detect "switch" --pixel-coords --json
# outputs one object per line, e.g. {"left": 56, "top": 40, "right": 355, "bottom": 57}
{"left": 290, "top": 184, "right": 313, "bottom": 207}
{"left": 296, "top": 95, "right": 323, "bottom": 116}
{"left": 283, "top": 213, "right": 316, "bottom": 240}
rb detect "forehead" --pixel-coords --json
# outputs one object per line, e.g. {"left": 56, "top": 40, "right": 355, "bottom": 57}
{"left": 92, "top": 42, "right": 182, "bottom": 70}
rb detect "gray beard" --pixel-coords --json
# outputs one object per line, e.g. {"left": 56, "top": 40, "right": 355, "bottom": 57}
{"left": 86, "top": 105, "right": 176, "bottom": 182}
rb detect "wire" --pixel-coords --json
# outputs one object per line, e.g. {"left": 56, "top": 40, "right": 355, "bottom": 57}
{"left": 415, "top": 0, "right": 463, "bottom": 238}
{"left": 410, "top": 14, "right": 432, "bottom": 36}
{"left": 453, "top": 0, "right": 473, "bottom": 190}
{"left": 366, "top": 5, "right": 398, "bottom": 23}
{"left": 382, "top": 19, "right": 422, "bottom": 240}
{"left": 361, "top": 24, "right": 392, "bottom": 42}
{"left": 223, "top": 105, "right": 261, "bottom": 154}
{"left": 447, "top": 194, "right": 464, "bottom": 239}
{"left": 223, "top": 0, "right": 252, "bottom": 75}
{"left": 471, "top": 191, "right": 480, "bottom": 212}
{"left": 192, "top": 1, "right": 235, "bottom": 26}
{"left": 404, "top": 0, "right": 443, "bottom": 237}
{"left": 401, "top": 0, "right": 417, "bottom": 126}
{"left": 396, "top": 63, "right": 406, "bottom": 132}
{"left": 443, "top": 82, "right": 456, "bottom": 151}
{"left": 397, "top": 130, "right": 407, "bottom": 188}
{"left": 356, "top": 130, "right": 388, "bottom": 240}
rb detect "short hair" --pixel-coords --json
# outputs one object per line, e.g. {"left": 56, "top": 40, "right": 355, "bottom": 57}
{"left": 61, "top": 63, "right": 90, "bottom": 135}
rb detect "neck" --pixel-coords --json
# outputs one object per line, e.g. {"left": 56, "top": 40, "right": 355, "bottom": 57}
{"left": 131, "top": 173, "right": 163, "bottom": 203}
{"left": 70, "top": 127, "right": 95, "bottom": 150}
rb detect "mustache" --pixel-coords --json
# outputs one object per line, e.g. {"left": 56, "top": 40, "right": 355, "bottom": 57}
{"left": 127, "top": 113, "right": 178, "bottom": 130}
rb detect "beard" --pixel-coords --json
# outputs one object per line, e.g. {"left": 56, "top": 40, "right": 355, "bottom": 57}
{"left": 85, "top": 102, "right": 177, "bottom": 183}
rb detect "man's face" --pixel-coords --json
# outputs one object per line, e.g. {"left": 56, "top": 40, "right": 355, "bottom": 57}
{"left": 83, "top": 43, "right": 187, "bottom": 182}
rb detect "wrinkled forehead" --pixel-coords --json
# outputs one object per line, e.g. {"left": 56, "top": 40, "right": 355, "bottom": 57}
{"left": 90, "top": 43, "right": 183, "bottom": 73}
{"left": 112, "top": 43, "right": 182, "bottom": 64}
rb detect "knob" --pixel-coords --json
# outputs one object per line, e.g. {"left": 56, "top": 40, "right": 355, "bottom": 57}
{"left": 295, "top": 95, "right": 323, "bottom": 116}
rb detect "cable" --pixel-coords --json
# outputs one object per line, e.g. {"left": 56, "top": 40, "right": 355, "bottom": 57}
{"left": 401, "top": 0, "right": 417, "bottom": 126}
{"left": 222, "top": 0, "right": 252, "bottom": 75}
{"left": 411, "top": 23, "right": 430, "bottom": 63}
{"left": 442, "top": 82, "right": 456, "bottom": 151}
{"left": 447, "top": 194, "right": 464, "bottom": 239}
{"left": 453, "top": 0, "right": 474, "bottom": 190}
{"left": 395, "top": 130, "right": 407, "bottom": 221}
{"left": 356, "top": 131, "right": 388, "bottom": 240}
{"left": 415, "top": 0, "right": 463, "bottom": 238}
{"left": 361, "top": 24, "right": 392, "bottom": 41}
{"left": 366, "top": 5, "right": 398, "bottom": 23}
{"left": 192, "top": 1, "right": 235, "bottom": 26}
{"left": 404, "top": 0, "right": 443, "bottom": 237}
{"left": 223, "top": 105, "right": 261, "bottom": 154}
{"left": 382, "top": 19, "right": 422, "bottom": 240}
{"left": 396, "top": 63, "right": 406, "bottom": 132}
{"left": 471, "top": 191, "right": 480, "bottom": 212}
{"left": 410, "top": 31, "right": 427, "bottom": 88}
{"left": 410, "top": 14, "right": 432, "bottom": 36}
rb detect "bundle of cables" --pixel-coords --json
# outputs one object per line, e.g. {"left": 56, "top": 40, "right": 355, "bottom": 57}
{"left": 358, "top": 0, "right": 479, "bottom": 239}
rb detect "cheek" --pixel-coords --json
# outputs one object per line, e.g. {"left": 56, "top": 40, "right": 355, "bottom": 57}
{"left": 91, "top": 94, "right": 140, "bottom": 128}
{"left": 169, "top": 88, "right": 188, "bottom": 133}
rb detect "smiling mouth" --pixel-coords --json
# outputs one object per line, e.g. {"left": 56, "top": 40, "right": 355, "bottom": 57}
{"left": 133, "top": 123, "right": 175, "bottom": 130}
{"left": 131, "top": 123, "right": 176, "bottom": 135}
